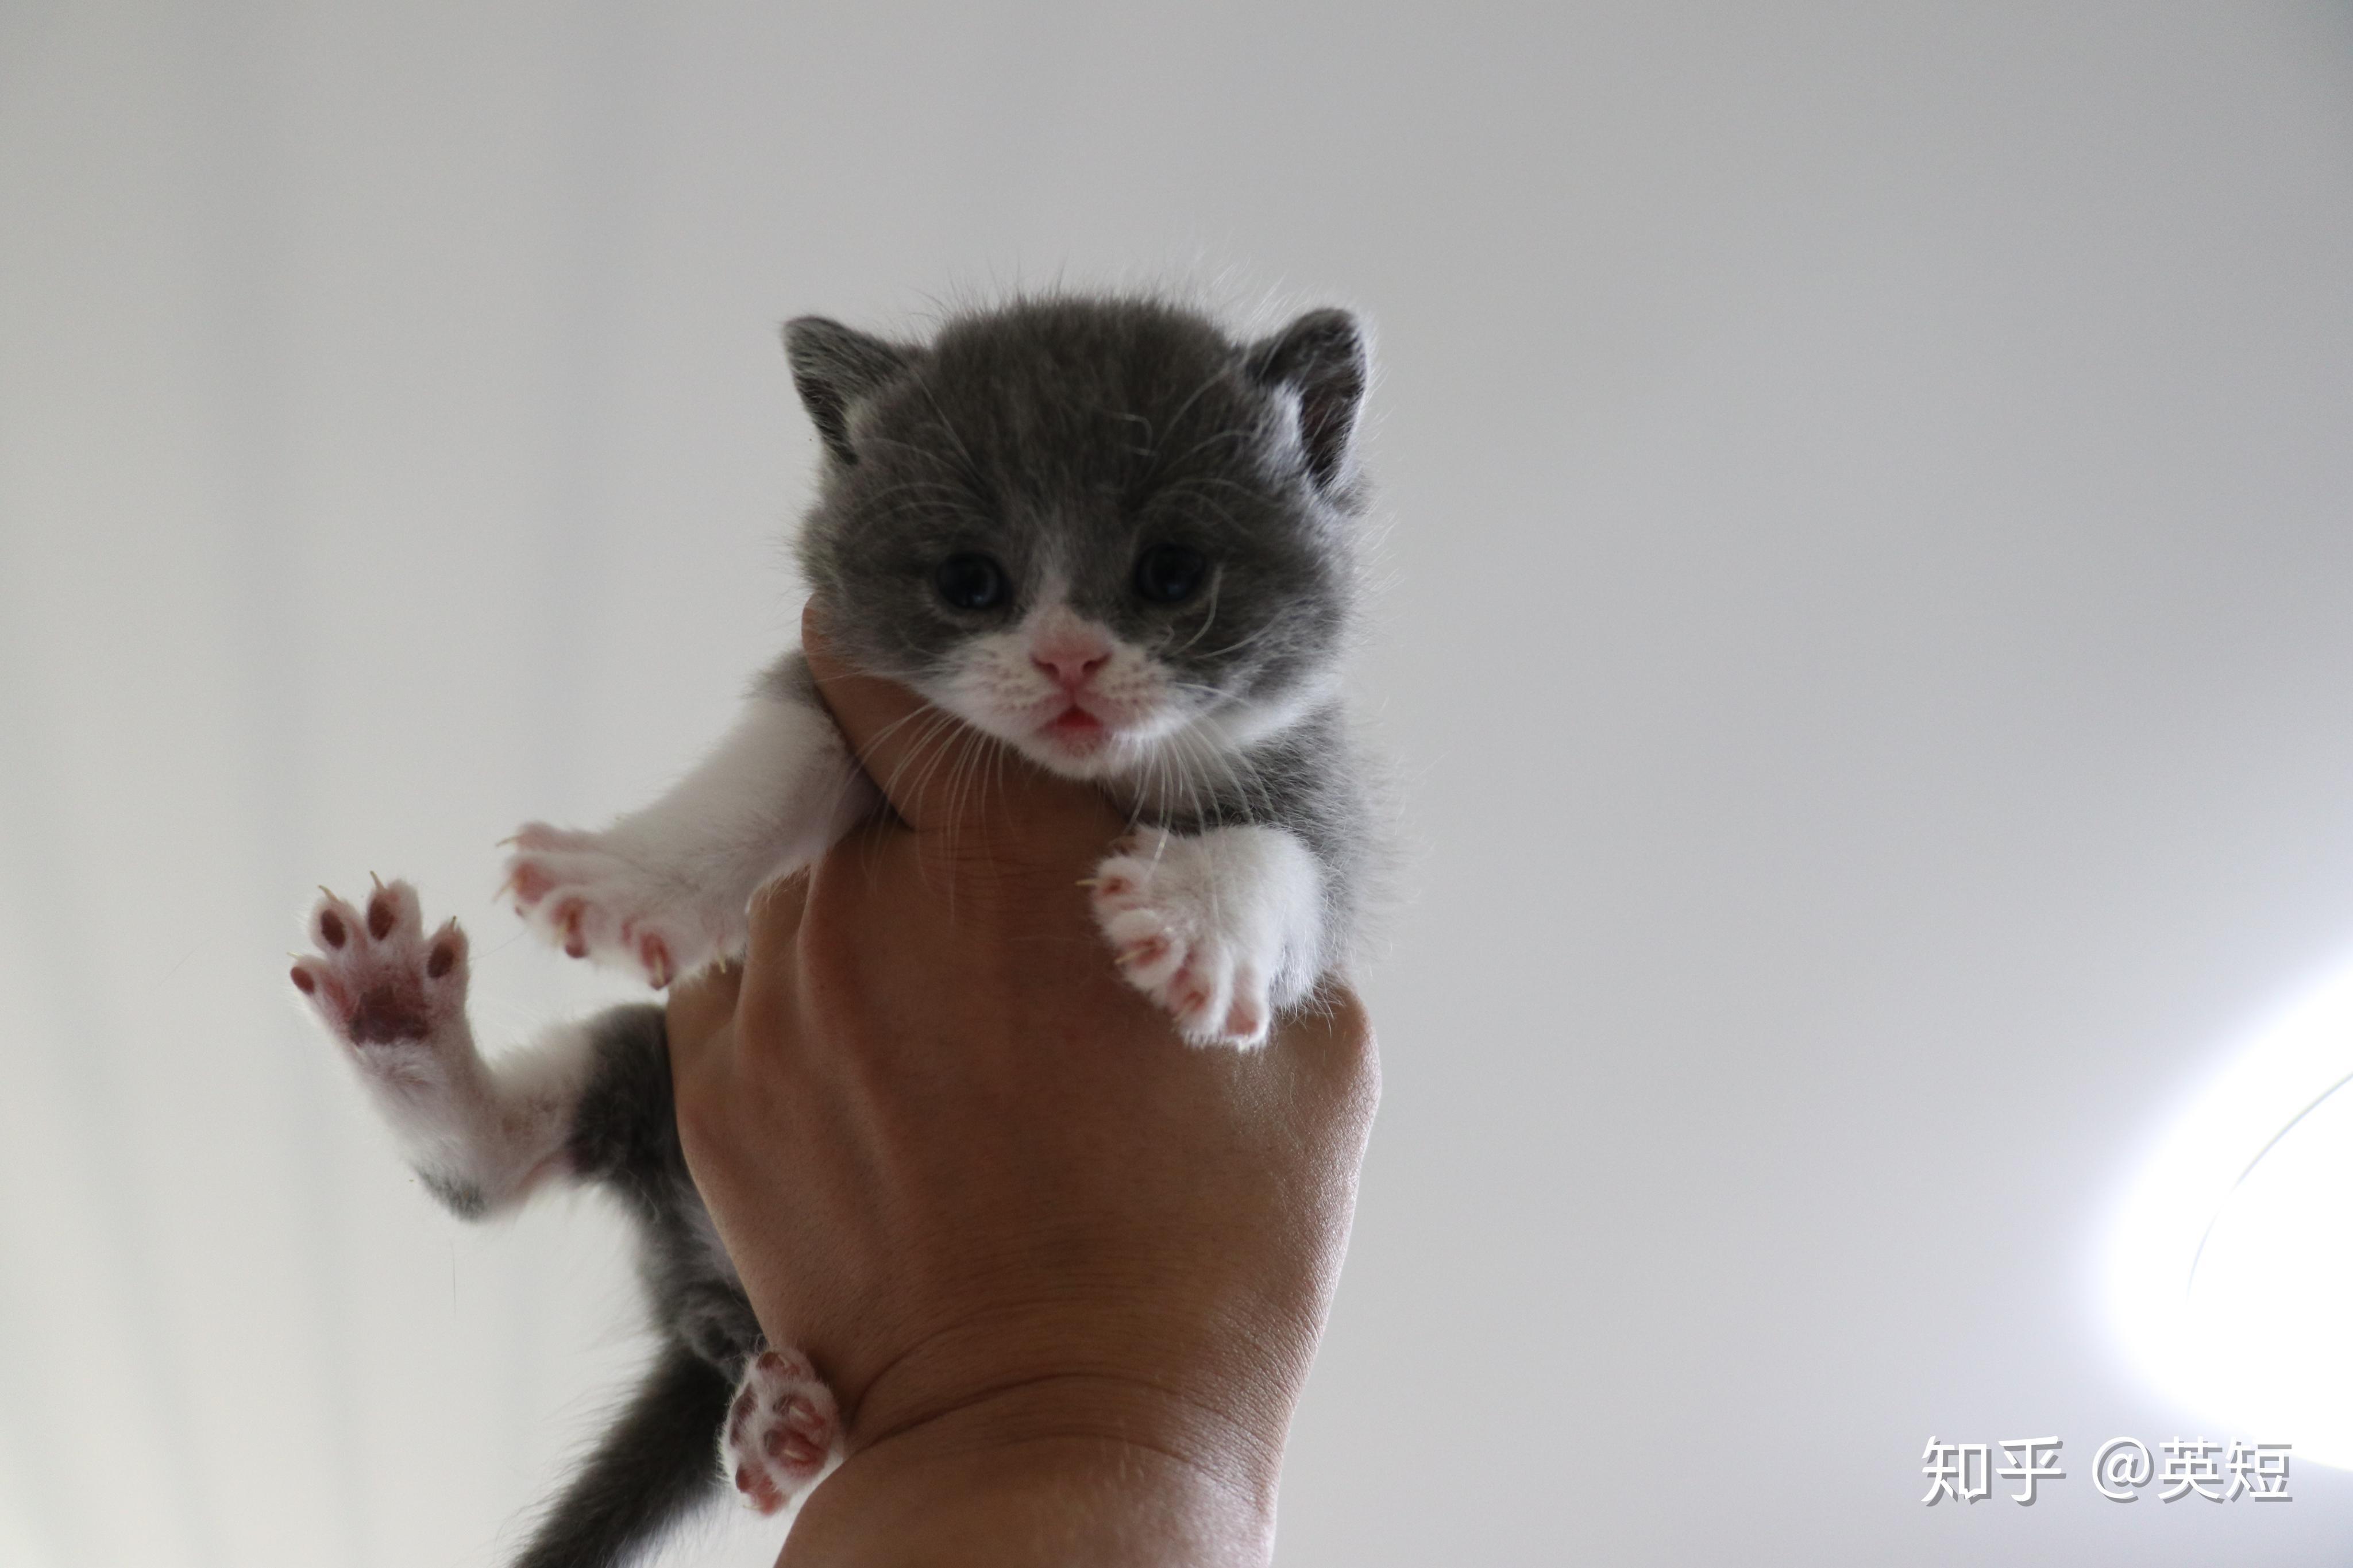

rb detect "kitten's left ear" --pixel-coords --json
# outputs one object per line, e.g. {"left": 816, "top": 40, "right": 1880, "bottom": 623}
{"left": 1247, "top": 308, "right": 1368, "bottom": 491}
{"left": 783, "top": 316, "right": 911, "bottom": 465}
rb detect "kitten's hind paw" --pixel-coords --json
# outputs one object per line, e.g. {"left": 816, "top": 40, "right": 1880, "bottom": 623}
{"left": 722, "top": 1347, "right": 842, "bottom": 1516}
{"left": 503, "top": 823, "right": 727, "bottom": 989}
{"left": 292, "top": 879, "right": 470, "bottom": 1064}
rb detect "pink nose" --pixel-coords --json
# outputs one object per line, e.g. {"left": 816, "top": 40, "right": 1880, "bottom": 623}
{"left": 1032, "top": 643, "right": 1110, "bottom": 690}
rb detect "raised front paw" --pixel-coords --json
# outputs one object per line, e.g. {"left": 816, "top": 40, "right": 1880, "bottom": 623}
{"left": 1090, "top": 829, "right": 1279, "bottom": 1048}
{"left": 292, "top": 879, "right": 469, "bottom": 1065}
{"left": 503, "top": 823, "right": 726, "bottom": 988}
{"left": 722, "top": 1347, "right": 842, "bottom": 1517}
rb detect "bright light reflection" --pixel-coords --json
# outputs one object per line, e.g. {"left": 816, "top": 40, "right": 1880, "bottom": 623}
{"left": 2108, "top": 951, "right": 2353, "bottom": 1469}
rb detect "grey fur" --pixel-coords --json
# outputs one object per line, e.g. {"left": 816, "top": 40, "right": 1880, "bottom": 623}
{"left": 782, "top": 316, "right": 912, "bottom": 466}
{"left": 423, "top": 1003, "right": 757, "bottom": 1568}
{"left": 792, "top": 294, "right": 1378, "bottom": 970}
{"left": 418, "top": 1170, "right": 489, "bottom": 1221}
{"left": 412, "top": 293, "right": 1380, "bottom": 1568}
{"left": 1245, "top": 306, "right": 1369, "bottom": 492}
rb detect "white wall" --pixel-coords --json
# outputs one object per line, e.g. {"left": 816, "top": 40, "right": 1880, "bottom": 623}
{"left": 4, "top": 3, "right": 2352, "bottom": 1563}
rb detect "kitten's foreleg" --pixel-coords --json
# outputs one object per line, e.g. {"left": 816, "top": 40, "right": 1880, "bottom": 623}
{"left": 505, "top": 659, "right": 870, "bottom": 987}
{"left": 292, "top": 880, "right": 592, "bottom": 1217}
{"left": 1089, "top": 825, "right": 1329, "bottom": 1049}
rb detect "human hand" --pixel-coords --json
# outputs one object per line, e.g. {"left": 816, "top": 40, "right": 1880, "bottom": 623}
{"left": 666, "top": 603, "right": 1378, "bottom": 1565}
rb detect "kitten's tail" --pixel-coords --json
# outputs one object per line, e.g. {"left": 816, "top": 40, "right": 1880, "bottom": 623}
{"left": 513, "top": 1341, "right": 734, "bottom": 1568}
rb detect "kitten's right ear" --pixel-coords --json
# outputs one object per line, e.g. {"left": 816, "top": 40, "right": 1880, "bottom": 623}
{"left": 1247, "top": 307, "right": 1368, "bottom": 493}
{"left": 782, "top": 317, "right": 910, "bottom": 465}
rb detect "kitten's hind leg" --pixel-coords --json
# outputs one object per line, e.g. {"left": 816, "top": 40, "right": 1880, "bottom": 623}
{"left": 722, "top": 1346, "right": 844, "bottom": 1517}
{"left": 293, "top": 880, "right": 591, "bottom": 1216}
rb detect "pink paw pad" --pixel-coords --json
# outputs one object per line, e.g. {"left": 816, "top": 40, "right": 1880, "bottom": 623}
{"left": 722, "top": 1348, "right": 840, "bottom": 1516}
{"left": 551, "top": 900, "right": 588, "bottom": 958}
{"left": 1087, "top": 832, "right": 1279, "bottom": 1049}
{"left": 507, "top": 861, "right": 555, "bottom": 907}
{"left": 1167, "top": 961, "right": 1215, "bottom": 1018}
{"left": 291, "top": 880, "right": 468, "bottom": 1051}
{"left": 1118, "top": 931, "right": 1172, "bottom": 972}
{"left": 502, "top": 822, "right": 712, "bottom": 989}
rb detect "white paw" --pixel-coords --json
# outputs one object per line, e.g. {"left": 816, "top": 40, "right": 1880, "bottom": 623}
{"left": 292, "top": 879, "right": 470, "bottom": 1072}
{"left": 503, "top": 823, "right": 730, "bottom": 988}
{"left": 1090, "top": 829, "right": 1279, "bottom": 1048}
{"left": 722, "top": 1347, "right": 842, "bottom": 1517}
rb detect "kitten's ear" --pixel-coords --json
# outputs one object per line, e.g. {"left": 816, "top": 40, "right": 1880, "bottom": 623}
{"left": 782, "top": 317, "right": 911, "bottom": 465}
{"left": 1247, "top": 308, "right": 1368, "bottom": 491}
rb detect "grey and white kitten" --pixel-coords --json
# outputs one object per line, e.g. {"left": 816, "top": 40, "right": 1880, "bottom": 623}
{"left": 290, "top": 295, "right": 1377, "bottom": 1568}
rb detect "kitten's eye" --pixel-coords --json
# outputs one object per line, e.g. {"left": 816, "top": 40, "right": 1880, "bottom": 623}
{"left": 1133, "top": 544, "right": 1207, "bottom": 605}
{"left": 934, "top": 553, "right": 1009, "bottom": 611}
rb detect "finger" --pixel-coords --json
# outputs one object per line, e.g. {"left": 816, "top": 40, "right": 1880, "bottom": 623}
{"left": 1318, "top": 984, "right": 1380, "bottom": 1115}
{"left": 735, "top": 866, "right": 826, "bottom": 1069}
{"left": 746, "top": 866, "right": 813, "bottom": 959}
{"left": 800, "top": 603, "right": 938, "bottom": 826}
{"left": 670, "top": 872, "right": 809, "bottom": 1063}
{"left": 803, "top": 601, "right": 1106, "bottom": 834}
{"left": 665, "top": 960, "right": 745, "bottom": 1062}
{"left": 1272, "top": 984, "right": 1380, "bottom": 1149}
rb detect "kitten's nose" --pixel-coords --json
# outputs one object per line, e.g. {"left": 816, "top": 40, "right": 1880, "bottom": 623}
{"left": 1031, "top": 638, "right": 1110, "bottom": 691}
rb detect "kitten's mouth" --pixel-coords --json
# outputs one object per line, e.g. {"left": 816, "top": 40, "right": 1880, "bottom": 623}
{"left": 1042, "top": 704, "right": 1109, "bottom": 750}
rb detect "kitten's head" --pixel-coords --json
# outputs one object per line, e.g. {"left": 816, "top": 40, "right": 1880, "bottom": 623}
{"left": 789, "top": 295, "right": 1370, "bottom": 782}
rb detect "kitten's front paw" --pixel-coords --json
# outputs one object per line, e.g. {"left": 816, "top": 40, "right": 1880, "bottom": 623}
{"left": 292, "top": 880, "right": 469, "bottom": 1067}
{"left": 722, "top": 1347, "right": 842, "bottom": 1516}
{"left": 1090, "top": 830, "right": 1276, "bottom": 1048}
{"left": 503, "top": 823, "right": 727, "bottom": 988}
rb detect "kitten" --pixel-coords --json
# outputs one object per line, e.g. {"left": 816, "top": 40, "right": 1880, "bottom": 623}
{"left": 291, "top": 294, "right": 1378, "bottom": 1568}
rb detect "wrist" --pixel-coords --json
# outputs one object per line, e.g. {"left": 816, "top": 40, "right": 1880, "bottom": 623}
{"left": 842, "top": 1293, "right": 1309, "bottom": 1492}
{"left": 784, "top": 1377, "right": 1281, "bottom": 1567}
{"left": 773, "top": 1288, "right": 1313, "bottom": 1566}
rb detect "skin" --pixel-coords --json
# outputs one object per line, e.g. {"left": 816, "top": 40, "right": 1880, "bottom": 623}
{"left": 665, "top": 608, "right": 1379, "bottom": 1566}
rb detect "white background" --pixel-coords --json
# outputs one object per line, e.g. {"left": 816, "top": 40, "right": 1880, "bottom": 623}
{"left": 4, "top": 3, "right": 2352, "bottom": 1563}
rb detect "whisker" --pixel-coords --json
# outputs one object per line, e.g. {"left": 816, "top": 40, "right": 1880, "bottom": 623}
{"left": 1167, "top": 574, "right": 1226, "bottom": 658}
